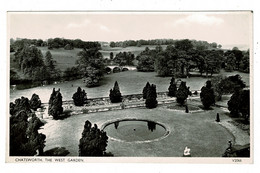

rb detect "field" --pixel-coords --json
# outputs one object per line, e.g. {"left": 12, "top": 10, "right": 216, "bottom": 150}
{"left": 36, "top": 45, "right": 167, "bottom": 72}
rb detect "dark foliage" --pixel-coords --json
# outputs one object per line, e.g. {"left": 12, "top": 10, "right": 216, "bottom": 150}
{"left": 145, "top": 84, "right": 158, "bottom": 109}
{"left": 137, "top": 55, "right": 155, "bottom": 72}
{"left": 105, "top": 67, "right": 112, "bottom": 74}
{"left": 212, "top": 74, "right": 246, "bottom": 101}
{"left": 10, "top": 111, "right": 46, "bottom": 156}
{"left": 200, "top": 81, "right": 215, "bottom": 109}
{"left": 77, "top": 48, "right": 105, "bottom": 87}
{"left": 79, "top": 120, "right": 108, "bottom": 156}
{"left": 109, "top": 81, "right": 122, "bottom": 103}
{"left": 142, "top": 82, "right": 151, "bottom": 99}
{"left": 176, "top": 81, "right": 191, "bottom": 106}
{"left": 29, "top": 93, "right": 42, "bottom": 111}
{"left": 48, "top": 88, "right": 63, "bottom": 119}
{"left": 228, "top": 89, "right": 250, "bottom": 121}
{"left": 114, "top": 52, "right": 135, "bottom": 66}
{"left": 72, "top": 87, "right": 87, "bottom": 106}
{"left": 10, "top": 96, "right": 31, "bottom": 116}
{"left": 168, "top": 77, "right": 177, "bottom": 97}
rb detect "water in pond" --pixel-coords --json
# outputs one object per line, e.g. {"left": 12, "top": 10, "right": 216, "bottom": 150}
{"left": 103, "top": 120, "right": 167, "bottom": 142}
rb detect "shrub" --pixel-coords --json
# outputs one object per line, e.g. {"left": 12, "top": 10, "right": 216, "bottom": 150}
{"left": 79, "top": 120, "right": 108, "bottom": 156}
{"left": 176, "top": 81, "right": 191, "bottom": 106}
{"left": 29, "top": 93, "right": 42, "bottom": 111}
{"left": 168, "top": 77, "right": 177, "bottom": 97}
{"left": 145, "top": 84, "right": 158, "bottom": 109}
{"left": 10, "top": 111, "right": 46, "bottom": 156}
{"left": 10, "top": 96, "right": 31, "bottom": 116}
{"left": 109, "top": 81, "right": 122, "bottom": 103}
{"left": 72, "top": 87, "right": 87, "bottom": 106}
{"left": 228, "top": 89, "right": 249, "bottom": 121}
{"left": 48, "top": 88, "right": 63, "bottom": 119}
{"left": 142, "top": 82, "right": 151, "bottom": 99}
{"left": 200, "top": 81, "right": 215, "bottom": 109}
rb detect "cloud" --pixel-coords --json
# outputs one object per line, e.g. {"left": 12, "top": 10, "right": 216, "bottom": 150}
{"left": 99, "top": 24, "right": 110, "bottom": 32}
{"left": 67, "top": 19, "right": 91, "bottom": 28}
{"left": 174, "top": 14, "right": 224, "bottom": 26}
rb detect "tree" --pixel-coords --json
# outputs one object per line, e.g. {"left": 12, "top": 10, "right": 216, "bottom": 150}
{"left": 72, "top": 87, "right": 87, "bottom": 106}
{"left": 45, "top": 51, "right": 60, "bottom": 81}
{"left": 114, "top": 52, "right": 135, "bottom": 66}
{"left": 77, "top": 48, "right": 105, "bottom": 87}
{"left": 10, "top": 110, "right": 46, "bottom": 156}
{"left": 176, "top": 81, "right": 191, "bottom": 106}
{"left": 110, "top": 52, "right": 114, "bottom": 60}
{"left": 212, "top": 74, "right": 246, "bottom": 101}
{"left": 109, "top": 81, "right": 122, "bottom": 103}
{"left": 200, "top": 81, "right": 215, "bottom": 109}
{"left": 110, "top": 42, "right": 116, "bottom": 47}
{"left": 168, "top": 77, "right": 177, "bottom": 97}
{"left": 145, "top": 84, "right": 158, "bottom": 109}
{"left": 31, "top": 66, "right": 50, "bottom": 82}
{"left": 15, "top": 45, "right": 44, "bottom": 77}
{"left": 228, "top": 89, "right": 249, "bottom": 121}
{"left": 10, "top": 96, "right": 31, "bottom": 116}
{"left": 175, "top": 39, "right": 193, "bottom": 51}
{"left": 142, "top": 82, "right": 151, "bottom": 99}
{"left": 79, "top": 120, "right": 108, "bottom": 156}
{"left": 29, "top": 93, "right": 42, "bottom": 111}
{"left": 239, "top": 90, "right": 250, "bottom": 121}
{"left": 36, "top": 39, "right": 43, "bottom": 47}
{"left": 63, "top": 66, "right": 83, "bottom": 80}
{"left": 48, "top": 88, "right": 63, "bottom": 119}
{"left": 225, "top": 53, "right": 236, "bottom": 72}
{"left": 137, "top": 55, "right": 155, "bottom": 72}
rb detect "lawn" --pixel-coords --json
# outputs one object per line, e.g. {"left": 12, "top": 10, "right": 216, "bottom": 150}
{"left": 38, "top": 47, "right": 81, "bottom": 72}
{"left": 40, "top": 103, "right": 234, "bottom": 157}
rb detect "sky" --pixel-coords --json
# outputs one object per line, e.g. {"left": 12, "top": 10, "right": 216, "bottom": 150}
{"left": 8, "top": 12, "right": 252, "bottom": 48}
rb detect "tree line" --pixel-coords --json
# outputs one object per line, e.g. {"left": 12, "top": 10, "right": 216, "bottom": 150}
{"left": 109, "top": 38, "right": 221, "bottom": 49}
{"left": 10, "top": 38, "right": 101, "bottom": 52}
{"left": 136, "top": 39, "right": 249, "bottom": 77}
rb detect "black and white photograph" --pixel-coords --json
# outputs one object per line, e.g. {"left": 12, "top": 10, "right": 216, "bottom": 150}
{"left": 6, "top": 11, "right": 252, "bottom": 163}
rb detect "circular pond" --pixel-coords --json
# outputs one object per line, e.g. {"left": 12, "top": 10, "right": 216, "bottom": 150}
{"left": 102, "top": 119, "right": 169, "bottom": 143}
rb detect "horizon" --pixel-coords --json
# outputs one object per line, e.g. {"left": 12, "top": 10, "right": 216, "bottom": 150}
{"left": 9, "top": 12, "right": 252, "bottom": 50}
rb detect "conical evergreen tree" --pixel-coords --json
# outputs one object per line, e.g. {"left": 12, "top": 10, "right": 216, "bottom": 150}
{"left": 145, "top": 84, "right": 158, "bottom": 109}
{"left": 109, "top": 81, "right": 122, "bottom": 103}
{"left": 48, "top": 88, "right": 63, "bottom": 119}
{"left": 142, "top": 82, "right": 151, "bottom": 99}
{"left": 168, "top": 77, "right": 177, "bottom": 97}
{"left": 176, "top": 81, "right": 190, "bottom": 106}
{"left": 79, "top": 120, "right": 108, "bottom": 156}
{"left": 72, "top": 87, "right": 87, "bottom": 106}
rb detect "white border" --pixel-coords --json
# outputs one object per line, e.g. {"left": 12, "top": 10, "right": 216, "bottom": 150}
{"left": 1, "top": 0, "right": 259, "bottom": 172}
